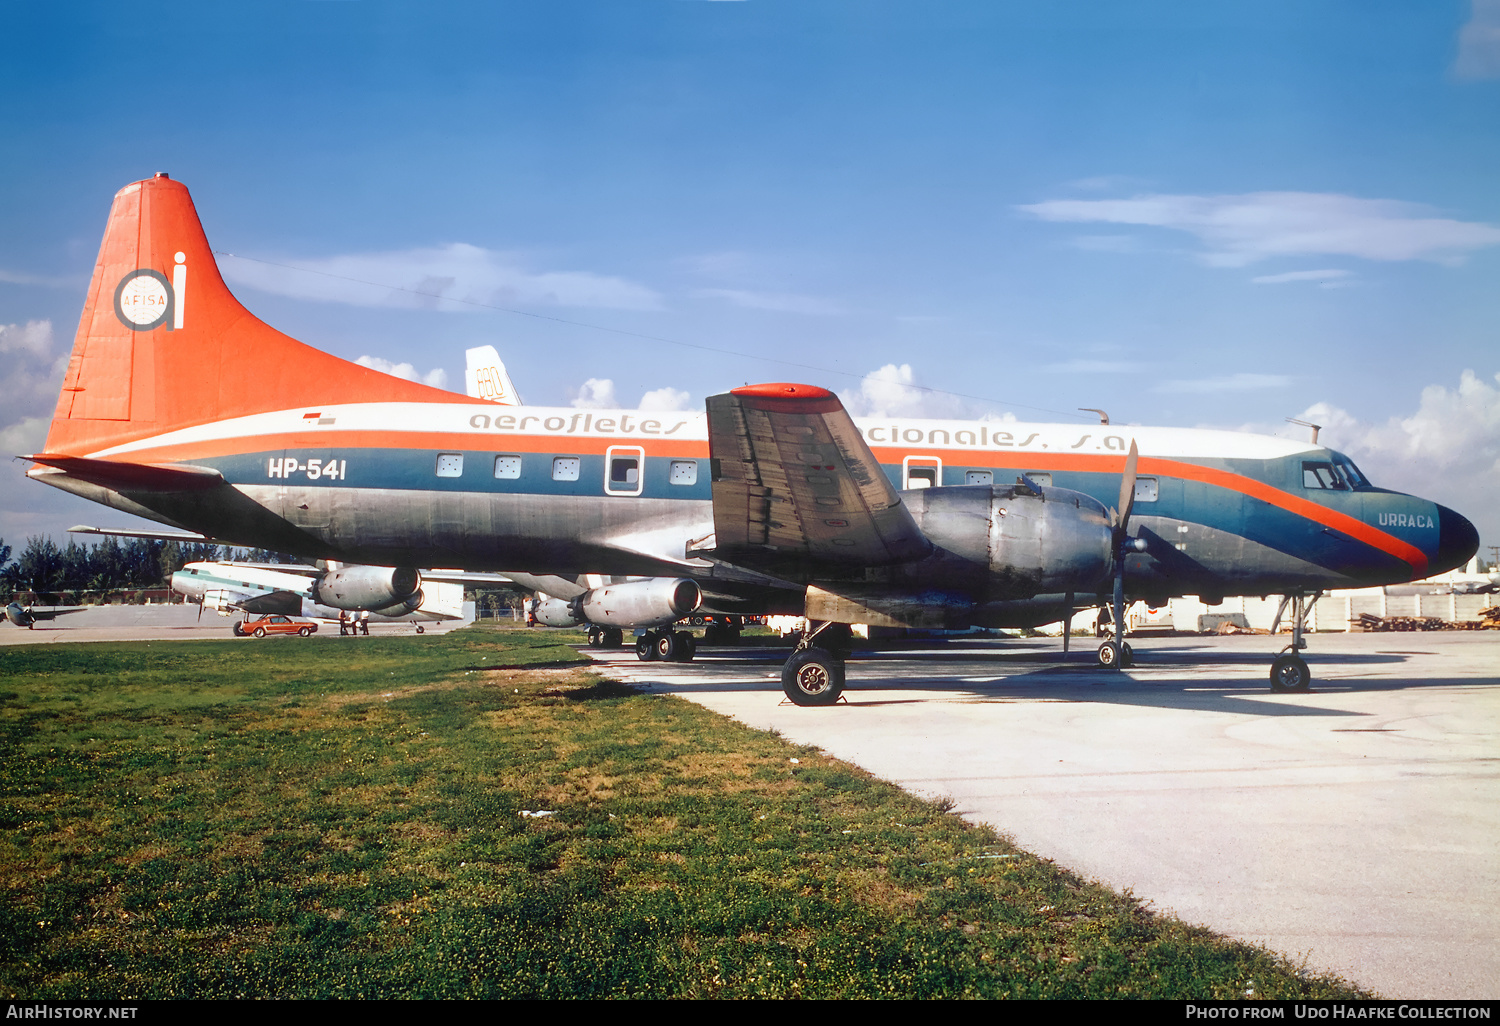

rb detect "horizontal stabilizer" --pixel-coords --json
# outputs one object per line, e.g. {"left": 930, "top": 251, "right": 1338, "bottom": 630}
{"left": 28, "top": 455, "right": 224, "bottom": 492}
{"left": 70, "top": 524, "right": 217, "bottom": 542}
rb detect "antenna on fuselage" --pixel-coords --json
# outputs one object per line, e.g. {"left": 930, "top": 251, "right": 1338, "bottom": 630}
{"left": 1079, "top": 408, "right": 1109, "bottom": 425}
{"left": 1286, "top": 418, "right": 1321, "bottom": 444}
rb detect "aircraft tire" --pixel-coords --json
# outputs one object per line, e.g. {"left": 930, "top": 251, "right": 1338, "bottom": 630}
{"left": 254, "top": 627, "right": 267, "bottom": 638}
{"left": 232, "top": 622, "right": 244, "bottom": 637}
{"left": 673, "top": 631, "right": 696, "bottom": 662}
{"left": 636, "top": 634, "right": 658, "bottom": 661}
{"left": 1270, "top": 654, "right": 1311, "bottom": 693}
{"left": 1096, "top": 641, "right": 1121, "bottom": 668}
{"left": 298, "top": 626, "right": 311, "bottom": 637}
{"left": 781, "top": 648, "right": 845, "bottom": 706}
{"left": 606, "top": 628, "right": 624, "bottom": 648}
{"left": 655, "top": 630, "right": 681, "bottom": 661}
{"left": 416, "top": 625, "right": 425, "bottom": 634}
{"left": 1121, "top": 642, "right": 1134, "bottom": 668}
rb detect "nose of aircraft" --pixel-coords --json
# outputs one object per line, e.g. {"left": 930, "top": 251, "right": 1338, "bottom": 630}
{"left": 1433, "top": 504, "right": 1479, "bottom": 576}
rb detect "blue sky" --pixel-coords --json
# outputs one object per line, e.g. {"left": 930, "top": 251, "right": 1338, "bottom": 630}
{"left": 3, "top": 1, "right": 1498, "bottom": 554}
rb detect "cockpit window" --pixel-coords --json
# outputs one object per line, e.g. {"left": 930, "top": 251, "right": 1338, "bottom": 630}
{"left": 1302, "top": 461, "right": 1348, "bottom": 490}
{"left": 1333, "top": 455, "right": 1369, "bottom": 489}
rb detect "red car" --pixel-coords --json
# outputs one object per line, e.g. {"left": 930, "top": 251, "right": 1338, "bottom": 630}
{"left": 234, "top": 615, "right": 318, "bottom": 638}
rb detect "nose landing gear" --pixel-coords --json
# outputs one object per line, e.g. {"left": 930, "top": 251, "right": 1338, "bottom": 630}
{"left": 633, "top": 628, "right": 696, "bottom": 662}
{"left": 1269, "top": 592, "right": 1318, "bottom": 693}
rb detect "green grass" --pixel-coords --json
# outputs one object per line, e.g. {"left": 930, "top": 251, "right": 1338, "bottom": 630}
{"left": 0, "top": 625, "right": 1367, "bottom": 999}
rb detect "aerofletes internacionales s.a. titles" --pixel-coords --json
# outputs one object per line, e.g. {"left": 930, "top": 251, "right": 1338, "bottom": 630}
{"left": 23, "top": 175, "right": 1479, "bottom": 704}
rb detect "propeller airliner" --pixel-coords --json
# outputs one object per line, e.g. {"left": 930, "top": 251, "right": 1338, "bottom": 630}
{"left": 23, "top": 175, "right": 1479, "bottom": 703}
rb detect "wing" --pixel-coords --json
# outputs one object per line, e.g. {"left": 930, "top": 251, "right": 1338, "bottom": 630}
{"left": 705, "top": 383, "right": 930, "bottom": 577}
{"left": 25, "top": 607, "right": 90, "bottom": 621}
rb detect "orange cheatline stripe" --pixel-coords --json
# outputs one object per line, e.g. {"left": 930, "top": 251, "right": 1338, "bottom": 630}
{"left": 1137, "top": 457, "right": 1427, "bottom": 578}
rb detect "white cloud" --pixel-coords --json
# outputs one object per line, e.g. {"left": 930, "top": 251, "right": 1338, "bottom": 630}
{"left": 1290, "top": 370, "right": 1500, "bottom": 544}
{"left": 695, "top": 288, "right": 843, "bottom": 316}
{"left": 570, "top": 379, "right": 694, "bottom": 411}
{"left": 839, "top": 364, "right": 974, "bottom": 419}
{"left": 1154, "top": 373, "right": 1291, "bottom": 394}
{"left": 221, "top": 244, "right": 661, "bottom": 312}
{"left": 354, "top": 355, "right": 448, "bottom": 389}
{"left": 1019, "top": 192, "right": 1500, "bottom": 267}
{"left": 0, "top": 320, "right": 54, "bottom": 357}
{"left": 0, "top": 321, "right": 68, "bottom": 439}
{"left": 0, "top": 415, "right": 51, "bottom": 456}
{"left": 571, "top": 378, "right": 620, "bottom": 409}
{"left": 639, "top": 387, "right": 692, "bottom": 412}
{"left": 1251, "top": 269, "right": 1355, "bottom": 286}
{"left": 1456, "top": 0, "right": 1500, "bottom": 79}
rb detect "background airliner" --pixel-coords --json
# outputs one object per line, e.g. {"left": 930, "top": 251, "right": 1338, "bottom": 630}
{"left": 170, "top": 560, "right": 464, "bottom": 632}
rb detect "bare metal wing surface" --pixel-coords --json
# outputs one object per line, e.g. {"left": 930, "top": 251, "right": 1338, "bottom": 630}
{"left": 706, "top": 384, "right": 930, "bottom": 574}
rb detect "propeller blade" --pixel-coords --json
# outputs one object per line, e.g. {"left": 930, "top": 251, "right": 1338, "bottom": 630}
{"left": 1116, "top": 439, "right": 1139, "bottom": 532}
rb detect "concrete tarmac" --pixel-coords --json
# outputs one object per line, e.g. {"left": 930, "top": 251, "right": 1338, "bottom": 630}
{"left": 591, "top": 632, "right": 1500, "bottom": 1000}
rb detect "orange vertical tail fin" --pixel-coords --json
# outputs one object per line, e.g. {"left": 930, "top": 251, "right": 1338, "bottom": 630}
{"left": 43, "top": 174, "right": 466, "bottom": 458}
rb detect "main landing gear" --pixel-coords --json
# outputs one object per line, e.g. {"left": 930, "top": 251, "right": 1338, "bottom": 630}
{"left": 780, "top": 622, "right": 852, "bottom": 706}
{"left": 585, "top": 625, "right": 625, "bottom": 649}
{"left": 1269, "top": 592, "right": 1318, "bottom": 693}
{"left": 634, "top": 627, "right": 696, "bottom": 662}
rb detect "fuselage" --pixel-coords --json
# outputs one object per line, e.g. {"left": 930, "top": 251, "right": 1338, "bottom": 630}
{"left": 49, "top": 399, "right": 1475, "bottom": 616}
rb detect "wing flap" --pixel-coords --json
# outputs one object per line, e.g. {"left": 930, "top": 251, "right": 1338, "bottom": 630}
{"left": 706, "top": 384, "right": 929, "bottom": 571}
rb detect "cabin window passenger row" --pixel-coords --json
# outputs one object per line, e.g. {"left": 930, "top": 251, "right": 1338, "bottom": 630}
{"left": 553, "top": 457, "right": 581, "bottom": 481}
{"left": 435, "top": 453, "right": 464, "bottom": 478}
{"left": 1134, "top": 477, "right": 1158, "bottom": 502}
{"left": 669, "top": 460, "right": 698, "bottom": 486}
{"left": 494, "top": 455, "right": 522, "bottom": 479}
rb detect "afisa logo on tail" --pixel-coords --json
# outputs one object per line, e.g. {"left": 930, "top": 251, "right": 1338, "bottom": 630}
{"left": 113, "top": 251, "right": 187, "bottom": 331}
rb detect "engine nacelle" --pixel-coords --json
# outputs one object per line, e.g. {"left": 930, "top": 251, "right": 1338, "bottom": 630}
{"left": 579, "top": 578, "right": 702, "bottom": 629}
{"left": 910, "top": 481, "right": 1116, "bottom": 596}
{"left": 370, "top": 589, "right": 424, "bottom": 617}
{"left": 532, "top": 592, "right": 585, "bottom": 628}
{"left": 807, "top": 484, "right": 1114, "bottom": 629}
{"left": 315, "top": 566, "right": 422, "bottom": 611}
